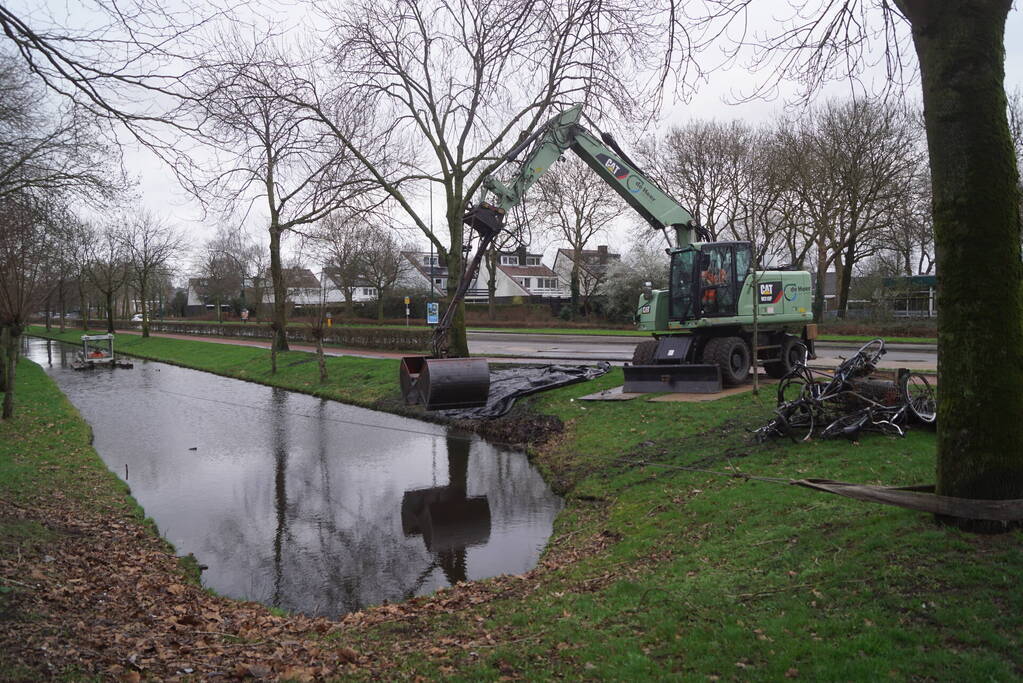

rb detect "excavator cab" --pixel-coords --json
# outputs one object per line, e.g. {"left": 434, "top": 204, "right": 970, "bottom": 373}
{"left": 670, "top": 242, "right": 752, "bottom": 322}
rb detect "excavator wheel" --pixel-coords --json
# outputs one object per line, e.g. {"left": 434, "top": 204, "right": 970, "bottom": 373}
{"left": 630, "top": 340, "right": 658, "bottom": 365}
{"left": 764, "top": 335, "right": 803, "bottom": 379}
{"left": 704, "top": 336, "right": 751, "bottom": 386}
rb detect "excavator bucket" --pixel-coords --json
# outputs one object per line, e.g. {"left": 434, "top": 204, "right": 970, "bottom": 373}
{"left": 622, "top": 363, "right": 722, "bottom": 394}
{"left": 400, "top": 356, "right": 491, "bottom": 410}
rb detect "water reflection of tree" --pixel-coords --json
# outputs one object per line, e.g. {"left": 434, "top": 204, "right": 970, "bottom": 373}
{"left": 25, "top": 357, "right": 560, "bottom": 619}
{"left": 401, "top": 434, "right": 491, "bottom": 587}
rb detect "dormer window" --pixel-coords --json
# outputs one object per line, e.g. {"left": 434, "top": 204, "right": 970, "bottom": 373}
{"left": 501, "top": 255, "right": 519, "bottom": 265}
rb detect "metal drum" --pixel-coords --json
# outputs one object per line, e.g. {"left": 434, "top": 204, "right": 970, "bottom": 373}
{"left": 400, "top": 356, "right": 491, "bottom": 410}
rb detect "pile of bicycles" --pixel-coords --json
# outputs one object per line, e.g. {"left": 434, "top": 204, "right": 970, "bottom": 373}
{"left": 755, "top": 338, "right": 937, "bottom": 443}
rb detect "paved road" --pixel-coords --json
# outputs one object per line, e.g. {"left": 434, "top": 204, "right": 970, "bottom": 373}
{"left": 468, "top": 331, "right": 938, "bottom": 370}
{"left": 105, "top": 327, "right": 936, "bottom": 371}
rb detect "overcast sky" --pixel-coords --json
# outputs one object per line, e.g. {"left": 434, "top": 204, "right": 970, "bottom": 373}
{"left": 121, "top": 6, "right": 1023, "bottom": 269}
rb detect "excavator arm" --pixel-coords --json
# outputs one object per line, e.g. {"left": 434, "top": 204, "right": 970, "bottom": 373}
{"left": 405, "top": 105, "right": 703, "bottom": 409}
{"left": 464, "top": 104, "right": 703, "bottom": 249}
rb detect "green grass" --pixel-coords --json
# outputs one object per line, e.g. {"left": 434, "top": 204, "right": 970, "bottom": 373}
{"left": 78, "top": 319, "right": 939, "bottom": 343}
{"left": 26, "top": 327, "right": 402, "bottom": 409}
{"left": 17, "top": 326, "right": 1022, "bottom": 680}
{"left": 0, "top": 359, "right": 137, "bottom": 514}
{"left": 819, "top": 334, "right": 936, "bottom": 345}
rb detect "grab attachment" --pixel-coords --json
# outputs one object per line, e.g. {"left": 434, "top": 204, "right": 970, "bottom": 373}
{"left": 401, "top": 356, "right": 491, "bottom": 410}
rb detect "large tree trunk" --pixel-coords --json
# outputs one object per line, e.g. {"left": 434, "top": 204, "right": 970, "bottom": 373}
{"left": 59, "top": 280, "right": 66, "bottom": 333}
{"left": 1, "top": 325, "right": 19, "bottom": 420}
{"left": 269, "top": 227, "right": 290, "bottom": 352}
{"left": 0, "top": 326, "right": 8, "bottom": 404}
{"left": 344, "top": 290, "right": 354, "bottom": 317}
{"left": 140, "top": 281, "right": 150, "bottom": 337}
{"left": 570, "top": 253, "right": 581, "bottom": 321}
{"left": 900, "top": 0, "right": 1023, "bottom": 526}
{"left": 105, "top": 291, "right": 115, "bottom": 333}
{"left": 79, "top": 285, "right": 89, "bottom": 332}
{"left": 812, "top": 239, "right": 828, "bottom": 323}
{"left": 445, "top": 212, "right": 469, "bottom": 357}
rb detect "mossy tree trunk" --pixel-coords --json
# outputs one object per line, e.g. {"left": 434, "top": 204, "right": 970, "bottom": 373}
{"left": 898, "top": 0, "right": 1023, "bottom": 523}
{"left": 105, "top": 291, "right": 115, "bottom": 333}
{"left": 570, "top": 250, "right": 582, "bottom": 321}
{"left": 1, "top": 325, "right": 20, "bottom": 420}
{"left": 444, "top": 193, "right": 469, "bottom": 358}
{"left": 812, "top": 238, "right": 827, "bottom": 323}
{"left": 268, "top": 226, "right": 290, "bottom": 352}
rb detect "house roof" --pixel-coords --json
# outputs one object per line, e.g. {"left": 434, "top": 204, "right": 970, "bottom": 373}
{"left": 555, "top": 247, "right": 620, "bottom": 275}
{"left": 499, "top": 264, "right": 558, "bottom": 278}
{"left": 402, "top": 251, "right": 450, "bottom": 280}
{"left": 321, "top": 267, "right": 372, "bottom": 289}
{"left": 556, "top": 247, "right": 621, "bottom": 263}
{"left": 261, "top": 267, "right": 320, "bottom": 289}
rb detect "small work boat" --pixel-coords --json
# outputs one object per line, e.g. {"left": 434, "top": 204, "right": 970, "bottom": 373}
{"left": 71, "top": 334, "right": 133, "bottom": 370}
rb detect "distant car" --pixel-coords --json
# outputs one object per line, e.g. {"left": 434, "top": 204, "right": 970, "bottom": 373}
{"left": 131, "top": 314, "right": 144, "bottom": 322}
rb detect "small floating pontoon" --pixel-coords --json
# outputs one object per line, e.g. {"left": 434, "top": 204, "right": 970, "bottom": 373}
{"left": 71, "top": 334, "right": 133, "bottom": 370}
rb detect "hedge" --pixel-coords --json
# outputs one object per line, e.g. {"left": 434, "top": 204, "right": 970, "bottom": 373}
{"left": 68, "top": 319, "right": 431, "bottom": 352}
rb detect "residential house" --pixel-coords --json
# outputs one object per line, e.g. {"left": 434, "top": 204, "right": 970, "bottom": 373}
{"left": 261, "top": 267, "right": 325, "bottom": 308}
{"left": 185, "top": 277, "right": 236, "bottom": 316}
{"left": 400, "top": 250, "right": 450, "bottom": 295}
{"left": 474, "top": 246, "right": 566, "bottom": 301}
{"left": 320, "top": 267, "right": 378, "bottom": 305}
{"left": 552, "top": 245, "right": 620, "bottom": 300}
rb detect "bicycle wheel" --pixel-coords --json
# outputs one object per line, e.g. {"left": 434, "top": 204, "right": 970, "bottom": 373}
{"left": 821, "top": 411, "right": 868, "bottom": 440}
{"left": 776, "top": 373, "right": 823, "bottom": 406}
{"left": 776, "top": 402, "right": 817, "bottom": 442}
{"left": 901, "top": 372, "right": 937, "bottom": 424}
{"left": 855, "top": 338, "right": 886, "bottom": 367}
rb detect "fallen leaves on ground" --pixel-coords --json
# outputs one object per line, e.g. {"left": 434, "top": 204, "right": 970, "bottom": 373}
{"left": 0, "top": 500, "right": 358, "bottom": 681}
{"left": 1, "top": 489, "right": 626, "bottom": 680}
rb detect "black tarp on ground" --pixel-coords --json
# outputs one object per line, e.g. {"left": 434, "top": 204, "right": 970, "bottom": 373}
{"left": 439, "top": 362, "right": 611, "bottom": 420}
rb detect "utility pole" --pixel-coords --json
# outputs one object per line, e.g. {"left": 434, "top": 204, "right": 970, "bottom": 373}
{"left": 429, "top": 185, "right": 435, "bottom": 298}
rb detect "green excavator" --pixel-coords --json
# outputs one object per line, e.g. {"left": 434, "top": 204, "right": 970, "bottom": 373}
{"left": 401, "top": 105, "right": 816, "bottom": 409}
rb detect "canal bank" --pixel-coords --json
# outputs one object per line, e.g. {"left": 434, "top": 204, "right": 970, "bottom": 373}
{"left": 5, "top": 328, "right": 1021, "bottom": 680}
{"left": 21, "top": 337, "right": 562, "bottom": 618}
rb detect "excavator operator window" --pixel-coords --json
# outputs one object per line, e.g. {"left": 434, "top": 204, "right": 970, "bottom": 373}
{"left": 669, "top": 248, "right": 697, "bottom": 321}
{"left": 699, "top": 245, "right": 736, "bottom": 316}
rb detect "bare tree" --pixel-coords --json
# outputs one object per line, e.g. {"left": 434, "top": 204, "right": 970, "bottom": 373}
{"left": 120, "top": 210, "right": 183, "bottom": 336}
{"left": 316, "top": 213, "right": 371, "bottom": 317}
{"left": 671, "top": 0, "right": 1021, "bottom": 519}
{"left": 83, "top": 223, "right": 130, "bottom": 333}
{"left": 0, "top": 50, "right": 124, "bottom": 202}
{"left": 195, "top": 229, "right": 247, "bottom": 323}
{"left": 0, "top": 195, "right": 58, "bottom": 418}
{"left": 820, "top": 100, "right": 921, "bottom": 317}
{"left": 358, "top": 226, "right": 410, "bottom": 321}
{"left": 179, "top": 37, "right": 375, "bottom": 353}
{"left": 644, "top": 120, "right": 752, "bottom": 241}
{"left": 533, "top": 156, "right": 627, "bottom": 318}
{"left": 282, "top": 0, "right": 689, "bottom": 356}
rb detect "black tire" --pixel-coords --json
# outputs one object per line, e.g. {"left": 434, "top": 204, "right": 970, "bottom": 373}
{"left": 705, "top": 336, "right": 750, "bottom": 386}
{"left": 821, "top": 411, "right": 868, "bottom": 440}
{"left": 776, "top": 402, "right": 817, "bottom": 442}
{"left": 901, "top": 372, "right": 937, "bottom": 424}
{"left": 777, "top": 374, "right": 816, "bottom": 406}
{"left": 764, "top": 335, "right": 806, "bottom": 379}
{"left": 631, "top": 339, "right": 658, "bottom": 366}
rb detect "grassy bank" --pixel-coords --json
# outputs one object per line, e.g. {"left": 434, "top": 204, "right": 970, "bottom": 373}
{"left": 10, "top": 328, "right": 1021, "bottom": 680}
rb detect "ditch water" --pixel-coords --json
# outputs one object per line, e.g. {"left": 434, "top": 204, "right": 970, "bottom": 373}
{"left": 23, "top": 337, "right": 561, "bottom": 618}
